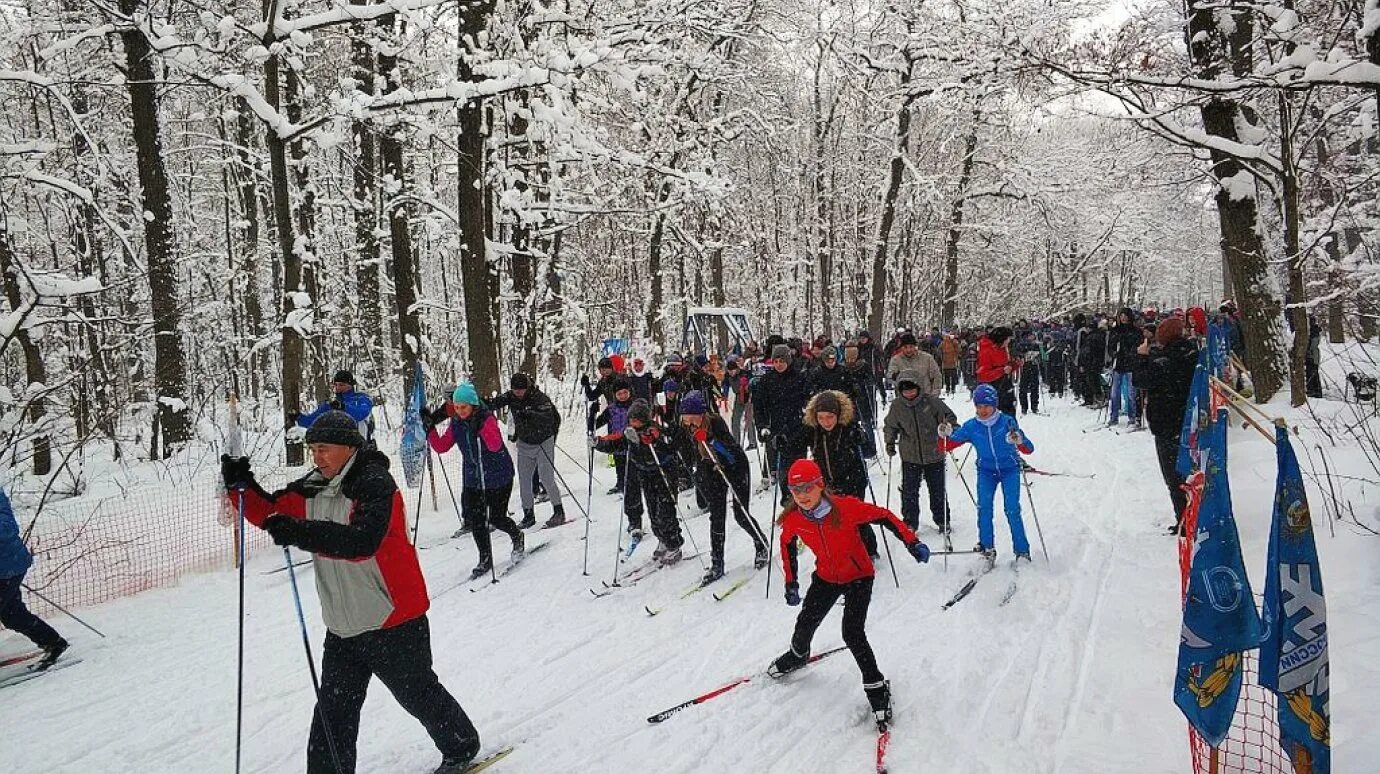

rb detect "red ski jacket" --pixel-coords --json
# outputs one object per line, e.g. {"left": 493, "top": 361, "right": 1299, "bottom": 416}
{"left": 780, "top": 494, "right": 918, "bottom": 586}
{"left": 975, "top": 336, "right": 1017, "bottom": 384}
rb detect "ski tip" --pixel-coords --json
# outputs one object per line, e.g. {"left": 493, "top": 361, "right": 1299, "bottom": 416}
{"left": 644, "top": 605, "right": 659, "bottom": 617}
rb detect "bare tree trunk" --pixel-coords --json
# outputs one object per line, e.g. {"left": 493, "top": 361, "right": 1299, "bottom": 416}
{"left": 119, "top": 2, "right": 188, "bottom": 457}
{"left": 352, "top": 4, "right": 382, "bottom": 385}
{"left": 231, "top": 102, "right": 266, "bottom": 395}
{"left": 0, "top": 215, "right": 49, "bottom": 474}
{"left": 377, "top": 15, "right": 421, "bottom": 399}
{"left": 457, "top": 1, "right": 501, "bottom": 395}
{"left": 1278, "top": 89, "right": 1309, "bottom": 406}
{"left": 942, "top": 112, "right": 980, "bottom": 327}
{"left": 868, "top": 62, "right": 913, "bottom": 337}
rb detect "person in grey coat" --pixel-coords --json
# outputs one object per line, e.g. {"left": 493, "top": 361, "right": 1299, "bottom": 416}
{"left": 882, "top": 370, "right": 958, "bottom": 532}
{"left": 884, "top": 332, "right": 943, "bottom": 396}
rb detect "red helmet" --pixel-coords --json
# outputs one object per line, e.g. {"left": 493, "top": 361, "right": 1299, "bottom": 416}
{"left": 787, "top": 459, "right": 823, "bottom": 488}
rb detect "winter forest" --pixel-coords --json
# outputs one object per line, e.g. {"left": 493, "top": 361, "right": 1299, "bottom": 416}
{"left": 1, "top": 0, "right": 1379, "bottom": 772}
{"left": 0, "top": 0, "right": 1373, "bottom": 473}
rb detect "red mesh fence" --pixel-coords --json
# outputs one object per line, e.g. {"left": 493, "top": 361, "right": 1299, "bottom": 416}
{"left": 11, "top": 473, "right": 289, "bottom": 622}
{"left": 1177, "top": 474, "right": 1291, "bottom": 774}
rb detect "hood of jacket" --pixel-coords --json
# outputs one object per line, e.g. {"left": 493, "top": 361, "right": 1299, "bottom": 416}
{"left": 804, "top": 389, "right": 856, "bottom": 428}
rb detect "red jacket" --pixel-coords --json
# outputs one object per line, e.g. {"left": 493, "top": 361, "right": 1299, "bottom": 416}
{"left": 975, "top": 336, "right": 1016, "bottom": 383}
{"left": 229, "top": 448, "right": 428, "bottom": 637}
{"left": 779, "top": 494, "right": 918, "bottom": 586}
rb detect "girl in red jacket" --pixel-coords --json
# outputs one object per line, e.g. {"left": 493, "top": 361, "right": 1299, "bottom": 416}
{"left": 975, "top": 326, "right": 1019, "bottom": 416}
{"left": 769, "top": 459, "right": 931, "bottom": 725}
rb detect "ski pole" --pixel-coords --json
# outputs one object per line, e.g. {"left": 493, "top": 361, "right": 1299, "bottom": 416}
{"left": 21, "top": 584, "right": 105, "bottom": 639}
{"left": 1018, "top": 466, "right": 1051, "bottom": 562}
{"left": 410, "top": 448, "right": 430, "bottom": 546}
{"left": 235, "top": 485, "right": 246, "bottom": 774}
{"left": 474, "top": 432, "right": 499, "bottom": 585}
{"left": 584, "top": 431, "right": 595, "bottom": 576}
{"left": 700, "top": 439, "right": 769, "bottom": 554}
{"left": 946, "top": 449, "right": 976, "bottom": 507}
{"left": 432, "top": 443, "right": 465, "bottom": 533}
{"left": 282, "top": 548, "right": 344, "bottom": 774}
{"left": 857, "top": 446, "right": 899, "bottom": 590}
{"left": 765, "top": 444, "right": 783, "bottom": 600}
{"left": 536, "top": 441, "right": 591, "bottom": 522}
{"left": 608, "top": 439, "right": 630, "bottom": 587}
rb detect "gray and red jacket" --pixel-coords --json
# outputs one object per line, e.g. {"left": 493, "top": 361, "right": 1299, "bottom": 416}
{"left": 229, "top": 448, "right": 428, "bottom": 638}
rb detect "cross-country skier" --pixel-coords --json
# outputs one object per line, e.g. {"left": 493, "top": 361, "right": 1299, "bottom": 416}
{"left": 752, "top": 344, "right": 811, "bottom": 507}
{"left": 938, "top": 384, "right": 1035, "bottom": 562}
{"left": 769, "top": 458, "right": 931, "bottom": 725}
{"left": 885, "top": 332, "right": 942, "bottom": 395}
{"left": 1014, "top": 331, "right": 1043, "bottom": 415}
{"left": 596, "top": 399, "right": 686, "bottom": 565}
{"left": 291, "top": 369, "right": 375, "bottom": 441}
{"left": 591, "top": 377, "right": 635, "bottom": 495}
{"left": 804, "top": 389, "right": 880, "bottom": 558}
{"left": 882, "top": 370, "right": 958, "bottom": 532}
{"left": 677, "top": 390, "right": 769, "bottom": 582}
{"left": 223, "top": 411, "right": 481, "bottom": 774}
{"left": 426, "top": 384, "right": 525, "bottom": 579}
{"left": 0, "top": 488, "right": 68, "bottom": 670}
{"left": 488, "top": 373, "right": 566, "bottom": 529}
{"left": 975, "top": 327, "right": 1019, "bottom": 417}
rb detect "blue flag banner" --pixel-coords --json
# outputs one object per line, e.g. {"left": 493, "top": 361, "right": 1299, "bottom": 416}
{"left": 1173, "top": 410, "right": 1263, "bottom": 747}
{"left": 400, "top": 363, "right": 428, "bottom": 488}
{"left": 601, "top": 337, "right": 630, "bottom": 357}
{"left": 1177, "top": 324, "right": 1226, "bottom": 477}
{"left": 1259, "top": 425, "right": 1330, "bottom": 772}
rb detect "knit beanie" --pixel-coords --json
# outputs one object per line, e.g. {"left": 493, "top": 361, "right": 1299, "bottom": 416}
{"left": 662, "top": 378, "right": 679, "bottom": 394}
{"left": 821, "top": 345, "right": 838, "bottom": 362}
{"left": 771, "top": 344, "right": 792, "bottom": 361}
{"left": 628, "top": 399, "right": 653, "bottom": 424}
{"left": 812, "top": 391, "right": 842, "bottom": 417}
{"left": 510, "top": 373, "right": 532, "bottom": 390}
{"left": 332, "top": 370, "right": 356, "bottom": 386}
{"left": 304, "top": 410, "right": 364, "bottom": 447}
{"left": 680, "top": 390, "right": 708, "bottom": 415}
{"left": 451, "top": 382, "right": 481, "bottom": 406}
{"left": 973, "top": 384, "right": 999, "bottom": 407}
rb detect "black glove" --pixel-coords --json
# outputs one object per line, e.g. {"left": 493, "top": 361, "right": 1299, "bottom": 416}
{"left": 885, "top": 443, "right": 896, "bottom": 458}
{"left": 758, "top": 427, "right": 771, "bottom": 443}
{"left": 263, "top": 514, "right": 303, "bottom": 548}
{"left": 221, "top": 454, "right": 251, "bottom": 490}
{"left": 784, "top": 582, "right": 801, "bottom": 606}
{"left": 580, "top": 374, "right": 591, "bottom": 389}
{"left": 285, "top": 411, "right": 300, "bottom": 431}
{"left": 422, "top": 406, "right": 444, "bottom": 430}
{"left": 329, "top": 398, "right": 344, "bottom": 411}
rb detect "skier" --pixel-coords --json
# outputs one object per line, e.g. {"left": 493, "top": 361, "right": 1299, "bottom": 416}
{"left": 843, "top": 343, "right": 879, "bottom": 458}
{"left": 426, "top": 384, "right": 525, "bottom": 579}
{"left": 596, "top": 400, "right": 685, "bottom": 565}
{"left": 291, "top": 369, "right": 375, "bottom": 441}
{"left": 677, "top": 390, "right": 770, "bottom": 582}
{"left": 752, "top": 344, "right": 812, "bottom": 507}
{"left": 854, "top": 329, "right": 886, "bottom": 404}
{"left": 724, "top": 357, "right": 754, "bottom": 449}
{"left": 938, "top": 332, "right": 962, "bottom": 395}
{"left": 802, "top": 389, "right": 879, "bottom": 558}
{"left": 1106, "top": 308, "right": 1143, "bottom": 428}
{"left": 580, "top": 356, "right": 618, "bottom": 435}
{"left": 938, "top": 384, "right": 1035, "bottom": 562}
{"left": 1014, "top": 331, "right": 1042, "bottom": 415}
{"left": 768, "top": 458, "right": 931, "bottom": 725}
{"left": 0, "top": 488, "right": 68, "bottom": 670}
{"left": 975, "top": 327, "right": 1019, "bottom": 417}
{"left": 628, "top": 357, "right": 655, "bottom": 402}
{"left": 223, "top": 411, "right": 481, "bottom": 774}
{"left": 884, "top": 332, "right": 942, "bottom": 396}
{"left": 882, "top": 370, "right": 958, "bottom": 532}
{"left": 1133, "top": 317, "right": 1199, "bottom": 534}
{"left": 1044, "top": 333, "right": 1069, "bottom": 399}
{"left": 488, "top": 373, "right": 566, "bottom": 529}
{"left": 591, "top": 377, "right": 635, "bottom": 495}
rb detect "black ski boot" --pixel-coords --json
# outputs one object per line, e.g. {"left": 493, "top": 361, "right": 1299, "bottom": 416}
{"left": 701, "top": 564, "right": 724, "bottom": 585}
{"left": 468, "top": 559, "right": 493, "bottom": 580}
{"left": 518, "top": 508, "right": 537, "bottom": 529}
{"left": 768, "top": 647, "right": 809, "bottom": 678}
{"left": 865, "top": 679, "right": 893, "bottom": 726}
{"left": 975, "top": 543, "right": 997, "bottom": 568}
{"left": 753, "top": 546, "right": 769, "bottom": 570}
{"left": 35, "top": 639, "right": 69, "bottom": 671}
{"left": 544, "top": 505, "right": 567, "bottom": 529}
{"left": 1014, "top": 552, "right": 1032, "bottom": 563}
{"left": 433, "top": 753, "right": 477, "bottom": 774}
{"left": 511, "top": 530, "right": 526, "bottom": 557}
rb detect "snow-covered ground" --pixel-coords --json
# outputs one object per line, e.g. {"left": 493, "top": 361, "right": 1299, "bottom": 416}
{"left": 2, "top": 392, "right": 1377, "bottom": 773}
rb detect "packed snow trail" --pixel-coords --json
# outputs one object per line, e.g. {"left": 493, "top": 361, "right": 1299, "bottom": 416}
{"left": 3, "top": 397, "right": 1377, "bottom": 773}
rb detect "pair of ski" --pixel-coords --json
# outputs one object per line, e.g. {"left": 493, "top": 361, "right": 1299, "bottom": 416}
{"left": 469, "top": 542, "right": 552, "bottom": 592}
{"left": 589, "top": 552, "right": 702, "bottom": 598}
{"left": 941, "top": 556, "right": 1024, "bottom": 609}
{"left": 645, "top": 646, "right": 890, "bottom": 773}
{"left": 643, "top": 568, "right": 755, "bottom": 616}
{"left": 0, "top": 652, "right": 83, "bottom": 691}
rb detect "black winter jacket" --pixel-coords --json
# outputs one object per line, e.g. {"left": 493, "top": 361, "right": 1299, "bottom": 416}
{"left": 751, "top": 366, "right": 811, "bottom": 438}
{"left": 489, "top": 387, "right": 561, "bottom": 445}
{"left": 1134, "top": 338, "right": 1200, "bottom": 439}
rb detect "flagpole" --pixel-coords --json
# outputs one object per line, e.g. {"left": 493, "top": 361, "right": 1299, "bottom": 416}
{"left": 1208, "top": 376, "right": 1276, "bottom": 443}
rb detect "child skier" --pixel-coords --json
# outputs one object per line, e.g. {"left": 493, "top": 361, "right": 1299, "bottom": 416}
{"left": 591, "top": 377, "right": 634, "bottom": 495}
{"left": 596, "top": 399, "right": 686, "bottom": 565}
{"left": 803, "top": 389, "right": 877, "bottom": 557}
{"left": 938, "top": 383, "right": 1035, "bottom": 562}
{"left": 677, "top": 390, "right": 770, "bottom": 582}
{"left": 426, "top": 383, "right": 525, "bottom": 579}
{"left": 769, "top": 459, "right": 931, "bottom": 725}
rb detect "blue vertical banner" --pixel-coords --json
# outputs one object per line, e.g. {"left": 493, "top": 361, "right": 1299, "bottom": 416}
{"left": 400, "top": 363, "right": 428, "bottom": 488}
{"left": 1177, "top": 325, "right": 1224, "bottom": 477}
{"left": 1173, "top": 410, "right": 1263, "bottom": 747}
{"left": 1259, "top": 425, "right": 1330, "bottom": 772}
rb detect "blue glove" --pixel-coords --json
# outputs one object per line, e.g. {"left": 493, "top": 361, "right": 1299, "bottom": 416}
{"left": 909, "top": 541, "right": 931, "bottom": 564}
{"left": 784, "top": 582, "right": 801, "bottom": 606}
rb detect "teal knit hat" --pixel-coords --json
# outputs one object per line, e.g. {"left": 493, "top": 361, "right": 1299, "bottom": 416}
{"left": 451, "top": 382, "right": 481, "bottom": 407}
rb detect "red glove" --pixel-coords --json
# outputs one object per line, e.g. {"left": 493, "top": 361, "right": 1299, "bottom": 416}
{"left": 694, "top": 428, "right": 708, "bottom": 444}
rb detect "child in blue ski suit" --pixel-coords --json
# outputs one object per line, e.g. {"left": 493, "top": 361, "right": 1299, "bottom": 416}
{"left": 938, "top": 383, "right": 1035, "bottom": 561}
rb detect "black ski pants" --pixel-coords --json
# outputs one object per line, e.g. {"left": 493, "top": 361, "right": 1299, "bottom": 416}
{"left": 308, "top": 615, "right": 479, "bottom": 774}
{"left": 697, "top": 455, "right": 767, "bottom": 570}
{"left": 942, "top": 368, "right": 960, "bottom": 394}
{"left": 791, "top": 574, "right": 882, "bottom": 685}
{"left": 624, "top": 466, "right": 683, "bottom": 550}
{"left": 1019, "top": 373, "right": 1040, "bottom": 415}
{"left": 1154, "top": 433, "right": 1188, "bottom": 528}
{"left": 0, "top": 572, "right": 63, "bottom": 651}
{"left": 1047, "top": 364, "right": 1067, "bottom": 397}
{"left": 900, "top": 459, "right": 949, "bottom": 530}
{"left": 461, "top": 484, "right": 521, "bottom": 566}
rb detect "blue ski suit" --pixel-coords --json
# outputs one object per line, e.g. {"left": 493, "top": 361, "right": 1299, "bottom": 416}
{"left": 941, "top": 413, "right": 1035, "bottom": 555}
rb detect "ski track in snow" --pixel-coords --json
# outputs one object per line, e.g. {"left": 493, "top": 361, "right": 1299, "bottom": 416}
{"left": 3, "top": 396, "right": 1377, "bottom": 773}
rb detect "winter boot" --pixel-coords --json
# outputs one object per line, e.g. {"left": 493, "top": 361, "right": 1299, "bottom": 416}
{"left": 865, "top": 679, "right": 893, "bottom": 726}
{"left": 628, "top": 527, "right": 644, "bottom": 541}
{"left": 607, "top": 484, "right": 623, "bottom": 495}
{"left": 659, "top": 548, "right": 683, "bottom": 566}
{"left": 767, "top": 646, "right": 809, "bottom": 678}
{"left": 511, "top": 530, "right": 526, "bottom": 557}
{"left": 35, "top": 639, "right": 69, "bottom": 671}
{"left": 451, "top": 526, "right": 471, "bottom": 539}
{"left": 753, "top": 546, "right": 769, "bottom": 570}
{"left": 518, "top": 508, "right": 537, "bottom": 530}
{"left": 432, "top": 753, "right": 478, "bottom": 774}
{"left": 975, "top": 543, "right": 997, "bottom": 568}
{"left": 468, "top": 559, "right": 493, "bottom": 580}
{"left": 544, "top": 506, "right": 567, "bottom": 529}
{"left": 701, "top": 564, "right": 724, "bottom": 585}
{"left": 1014, "top": 552, "right": 1032, "bottom": 563}
{"left": 535, "top": 487, "right": 550, "bottom": 504}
